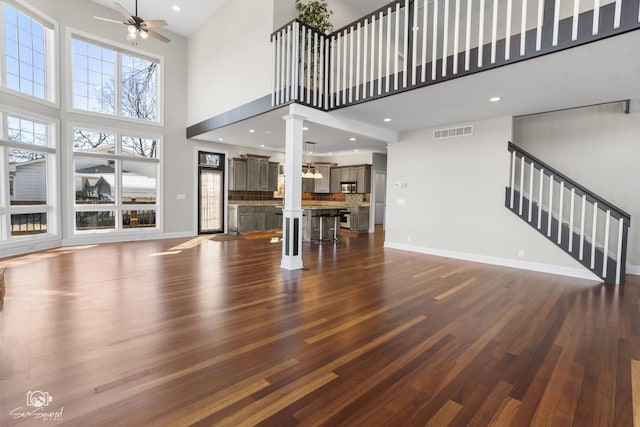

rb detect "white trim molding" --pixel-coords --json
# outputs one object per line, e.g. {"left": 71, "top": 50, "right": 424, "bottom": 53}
{"left": 384, "top": 241, "right": 603, "bottom": 282}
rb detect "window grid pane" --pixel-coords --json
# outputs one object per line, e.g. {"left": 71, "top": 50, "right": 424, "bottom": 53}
{"left": 73, "top": 129, "right": 115, "bottom": 153}
{"left": 72, "top": 39, "right": 115, "bottom": 114}
{"left": 8, "top": 148, "right": 47, "bottom": 205}
{"left": 3, "top": 3, "right": 47, "bottom": 99}
{"left": 7, "top": 115, "right": 48, "bottom": 146}
{"left": 122, "top": 136, "right": 157, "bottom": 158}
{"left": 121, "top": 54, "right": 157, "bottom": 120}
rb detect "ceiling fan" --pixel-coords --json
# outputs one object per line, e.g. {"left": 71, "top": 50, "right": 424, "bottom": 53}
{"left": 94, "top": 1, "right": 170, "bottom": 43}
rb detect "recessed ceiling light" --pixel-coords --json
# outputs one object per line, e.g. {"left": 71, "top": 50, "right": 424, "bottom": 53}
{"left": 349, "top": 137, "right": 357, "bottom": 141}
{"left": 260, "top": 144, "right": 265, "bottom": 148}
{"left": 172, "top": 5, "right": 181, "bottom": 12}
{"left": 303, "top": 127, "right": 309, "bottom": 131}
{"left": 489, "top": 96, "right": 502, "bottom": 102}
{"left": 218, "top": 138, "right": 223, "bottom": 141}
{"left": 249, "top": 129, "right": 255, "bottom": 133}
{"left": 328, "top": 152, "right": 332, "bottom": 155}
{"left": 309, "top": 151, "right": 313, "bottom": 154}
{"left": 383, "top": 118, "right": 392, "bottom": 122}
{"left": 354, "top": 149, "right": 359, "bottom": 152}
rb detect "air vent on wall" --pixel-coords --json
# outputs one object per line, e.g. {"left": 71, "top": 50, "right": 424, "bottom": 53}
{"left": 433, "top": 125, "right": 473, "bottom": 140}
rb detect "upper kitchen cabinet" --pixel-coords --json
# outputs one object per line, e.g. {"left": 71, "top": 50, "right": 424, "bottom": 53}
{"left": 246, "top": 154, "right": 270, "bottom": 191}
{"left": 268, "top": 162, "right": 279, "bottom": 192}
{"left": 356, "top": 165, "right": 371, "bottom": 193}
{"left": 331, "top": 165, "right": 371, "bottom": 193}
{"left": 313, "top": 164, "right": 331, "bottom": 193}
{"left": 330, "top": 167, "right": 340, "bottom": 193}
{"left": 228, "top": 158, "right": 247, "bottom": 190}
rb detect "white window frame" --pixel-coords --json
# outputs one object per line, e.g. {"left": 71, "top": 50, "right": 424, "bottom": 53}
{"left": 0, "top": 0, "right": 59, "bottom": 107}
{"left": 68, "top": 123, "right": 163, "bottom": 237}
{"left": 66, "top": 28, "right": 164, "bottom": 127}
{"left": 0, "top": 105, "right": 59, "bottom": 248}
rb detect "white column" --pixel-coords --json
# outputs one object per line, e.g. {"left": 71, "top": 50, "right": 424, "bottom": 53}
{"left": 281, "top": 112, "right": 306, "bottom": 271}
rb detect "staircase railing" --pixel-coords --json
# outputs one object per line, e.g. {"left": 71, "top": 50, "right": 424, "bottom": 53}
{"left": 272, "top": 0, "right": 640, "bottom": 110}
{"left": 506, "top": 141, "right": 631, "bottom": 284}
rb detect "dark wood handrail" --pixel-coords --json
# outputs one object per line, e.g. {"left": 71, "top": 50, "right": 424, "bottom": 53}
{"left": 508, "top": 141, "right": 631, "bottom": 225}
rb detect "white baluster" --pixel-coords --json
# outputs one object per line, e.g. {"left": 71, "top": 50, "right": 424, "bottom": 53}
{"left": 313, "top": 32, "right": 319, "bottom": 106}
{"left": 553, "top": 0, "right": 561, "bottom": 46}
{"left": 557, "top": 182, "right": 564, "bottom": 244}
{"left": 519, "top": 156, "right": 525, "bottom": 215}
{"left": 478, "top": 0, "right": 485, "bottom": 67}
{"left": 281, "top": 30, "right": 286, "bottom": 104}
{"left": 349, "top": 26, "right": 354, "bottom": 103}
{"left": 387, "top": 7, "right": 392, "bottom": 92}
{"left": 323, "top": 38, "right": 328, "bottom": 107}
{"left": 443, "top": 0, "right": 449, "bottom": 76}
{"left": 466, "top": 0, "right": 472, "bottom": 71}
{"left": 379, "top": 11, "right": 384, "bottom": 95}
{"left": 572, "top": 0, "right": 580, "bottom": 41}
{"left": 579, "top": 194, "right": 586, "bottom": 260}
{"left": 395, "top": 3, "right": 401, "bottom": 90}
{"left": 528, "top": 162, "right": 534, "bottom": 222}
{"left": 307, "top": 28, "right": 312, "bottom": 104}
{"left": 330, "top": 36, "right": 336, "bottom": 108}
{"left": 616, "top": 219, "right": 624, "bottom": 285}
{"left": 412, "top": 0, "right": 418, "bottom": 85}
{"left": 369, "top": 16, "right": 375, "bottom": 98}
{"left": 592, "top": 0, "right": 600, "bottom": 35}
{"left": 343, "top": 30, "right": 348, "bottom": 103}
{"left": 491, "top": 0, "right": 498, "bottom": 63}
{"left": 505, "top": 0, "right": 512, "bottom": 60}
{"left": 568, "top": 188, "right": 575, "bottom": 252}
{"left": 422, "top": 0, "right": 429, "bottom": 81}
{"left": 356, "top": 23, "right": 361, "bottom": 101}
{"left": 293, "top": 23, "right": 299, "bottom": 101}
{"left": 404, "top": 0, "right": 410, "bottom": 87}
{"left": 521, "top": 0, "right": 528, "bottom": 56}
{"left": 538, "top": 168, "right": 544, "bottom": 230}
{"left": 614, "top": 0, "right": 621, "bottom": 29}
{"left": 272, "top": 33, "right": 278, "bottom": 106}
{"left": 591, "top": 202, "right": 598, "bottom": 269}
{"left": 510, "top": 151, "right": 516, "bottom": 209}
{"left": 289, "top": 27, "right": 294, "bottom": 101}
{"left": 536, "top": 0, "right": 544, "bottom": 51}
{"left": 336, "top": 33, "right": 341, "bottom": 106}
{"left": 363, "top": 20, "right": 368, "bottom": 99}
{"left": 603, "top": 210, "right": 611, "bottom": 278}
{"left": 547, "top": 175, "right": 554, "bottom": 237}
{"left": 454, "top": 0, "right": 461, "bottom": 74}
{"left": 433, "top": 0, "right": 439, "bottom": 79}
{"left": 318, "top": 34, "right": 324, "bottom": 107}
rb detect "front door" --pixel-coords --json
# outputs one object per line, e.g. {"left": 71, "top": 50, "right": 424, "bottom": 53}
{"left": 198, "top": 152, "right": 225, "bottom": 234}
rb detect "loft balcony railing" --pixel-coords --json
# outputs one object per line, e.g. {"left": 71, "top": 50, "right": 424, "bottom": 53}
{"left": 271, "top": 0, "right": 640, "bottom": 110}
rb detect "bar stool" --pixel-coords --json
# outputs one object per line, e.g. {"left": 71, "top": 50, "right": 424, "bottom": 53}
{"left": 328, "top": 211, "right": 341, "bottom": 241}
{"left": 315, "top": 211, "right": 332, "bottom": 243}
{"left": 311, "top": 211, "right": 324, "bottom": 243}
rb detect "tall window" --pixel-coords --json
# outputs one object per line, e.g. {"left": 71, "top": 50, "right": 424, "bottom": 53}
{"left": 1, "top": 1, "right": 55, "bottom": 101}
{"left": 71, "top": 36, "right": 160, "bottom": 122}
{"left": 0, "top": 110, "right": 57, "bottom": 241}
{"left": 72, "top": 127, "right": 160, "bottom": 233}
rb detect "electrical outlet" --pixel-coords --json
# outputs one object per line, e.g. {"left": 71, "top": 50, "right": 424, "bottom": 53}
{"left": 518, "top": 249, "right": 525, "bottom": 257}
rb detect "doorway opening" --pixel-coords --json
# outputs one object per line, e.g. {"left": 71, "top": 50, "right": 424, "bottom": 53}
{"left": 198, "top": 151, "right": 225, "bottom": 234}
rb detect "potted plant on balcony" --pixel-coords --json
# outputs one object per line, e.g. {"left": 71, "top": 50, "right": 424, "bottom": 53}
{"left": 295, "top": 0, "right": 333, "bottom": 34}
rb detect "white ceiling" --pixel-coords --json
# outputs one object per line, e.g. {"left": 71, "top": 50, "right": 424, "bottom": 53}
{"left": 90, "top": 0, "right": 230, "bottom": 37}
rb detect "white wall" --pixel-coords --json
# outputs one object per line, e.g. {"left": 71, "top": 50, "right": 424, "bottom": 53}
{"left": 514, "top": 102, "right": 640, "bottom": 273}
{"left": 385, "top": 116, "right": 598, "bottom": 280}
{"left": 187, "top": 0, "right": 275, "bottom": 126}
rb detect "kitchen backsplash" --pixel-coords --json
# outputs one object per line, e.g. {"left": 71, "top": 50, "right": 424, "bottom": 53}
{"left": 230, "top": 191, "right": 370, "bottom": 203}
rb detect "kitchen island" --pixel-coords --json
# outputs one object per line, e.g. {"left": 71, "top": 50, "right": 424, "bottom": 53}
{"left": 301, "top": 206, "right": 349, "bottom": 242}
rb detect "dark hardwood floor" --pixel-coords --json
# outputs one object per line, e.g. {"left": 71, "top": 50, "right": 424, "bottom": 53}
{"left": 1, "top": 228, "right": 639, "bottom": 426}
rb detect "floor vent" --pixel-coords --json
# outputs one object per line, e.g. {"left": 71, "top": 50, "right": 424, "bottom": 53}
{"left": 433, "top": 125, "right": 473, "bottom": 140}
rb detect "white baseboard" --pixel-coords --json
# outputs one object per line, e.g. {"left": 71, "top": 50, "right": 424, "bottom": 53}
{"left": 384, "top": 241, "right": 602, "bottom": 282}
{"left": 627, "top": 264, "right": 640, "bottom": 276}
{"left": 61, "top": 231, "right": 195, "bottom": 247}
{"left": 0, "top": 238, "right": 61, "bottom": 259}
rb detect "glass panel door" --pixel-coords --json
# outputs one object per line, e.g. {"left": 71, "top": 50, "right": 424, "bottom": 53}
{"left": 198, "top": 151, "right": 224, "bottom": 234}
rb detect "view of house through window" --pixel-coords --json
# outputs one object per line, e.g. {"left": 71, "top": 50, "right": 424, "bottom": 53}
{"left": 73, "top": 128, "right": 159, "bottom": 232}
{"left": 71, "top": 37, "right": 159, "bottom": 122}
{"left": 1, "top": 112, "right": 56, "bottom": 239}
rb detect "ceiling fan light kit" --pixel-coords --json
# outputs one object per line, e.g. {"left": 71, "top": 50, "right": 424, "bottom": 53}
{"left": 94, "top": 1, "right": 171, "bottom": 44}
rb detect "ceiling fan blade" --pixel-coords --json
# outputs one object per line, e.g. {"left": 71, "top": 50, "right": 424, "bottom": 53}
{"left": 146, "top": 30, "right": 171, "bottom": 43}
{"left": 94, "top": 15, "right": 128, "bottom": 25}
{"left": 113, "top": 2, "right": 134, "bottom": 22}
{"left": 140, "top": 20, "right": 167, "bottom": 29}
